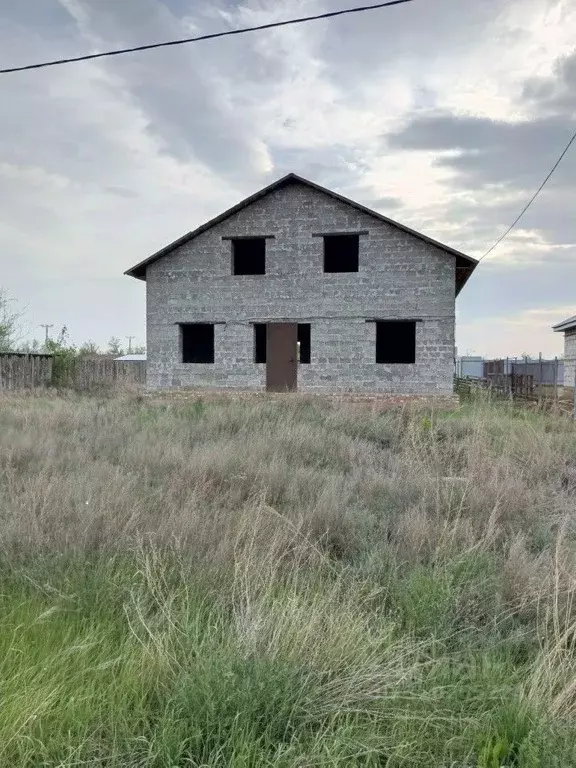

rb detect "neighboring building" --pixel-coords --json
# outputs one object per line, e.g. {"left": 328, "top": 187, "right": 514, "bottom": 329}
{"left": 553, "top": 315, "right": 576, "bottom": 388}
{"left": 455, "top": 356, "right": 484, "bottom": 379}
{"left": 125, "top": 174, "right": 477, "bottom": 394}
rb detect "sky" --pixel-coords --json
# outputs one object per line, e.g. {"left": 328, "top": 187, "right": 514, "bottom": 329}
{"left": 1, "top": 0, "right": 575, "bottom": 357}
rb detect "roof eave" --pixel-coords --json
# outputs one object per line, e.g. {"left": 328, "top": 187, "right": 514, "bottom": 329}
{"left": 455, "top": 259, "right": 477, "bottom": 296}
{"left": 552, "top": 315, "right": 576, "bottom": 332}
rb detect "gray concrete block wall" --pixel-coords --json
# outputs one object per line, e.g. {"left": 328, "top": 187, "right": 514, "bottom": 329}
{"left": 564, "top": 332, "right": 576, "bottom": 389}
{"left": 146, "top": 181, "right": 457, "bottom": 394}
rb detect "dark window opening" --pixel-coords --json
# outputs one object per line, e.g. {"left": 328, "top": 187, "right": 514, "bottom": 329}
{"left": 376, "top": 321, "right": 416, "bottom": 364}
{"left": 323, "top": 234, "right": 359, "bottom": 273}
{"left": 254, "top": 323, "right": 266, "bottom": 364}
{"left": 233, "top": 238, "right": 266, "bottom": 275}
{"left": 298, "top": 324, "right": 311, "bottom": 364}
{"left": 181, "top": 323, "right": 214, "bottom": 364}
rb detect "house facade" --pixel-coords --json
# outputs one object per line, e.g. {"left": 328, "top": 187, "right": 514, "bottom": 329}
{"left": 126, "top": 174, "right": 477, "bottom": 394}
{"left": 553, "top": 315, "right": 576, "bottom": 388}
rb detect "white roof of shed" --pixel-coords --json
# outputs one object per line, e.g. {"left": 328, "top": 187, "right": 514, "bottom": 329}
{"left": 115, "top": 354, "right": 146, "bottom": 361}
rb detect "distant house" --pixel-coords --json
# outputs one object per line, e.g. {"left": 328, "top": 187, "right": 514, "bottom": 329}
{"left": 125, "top": 173, "right": 477, "bottom": 395}
{"left": 553, "top": 315, "right": 576, "bottom": 388}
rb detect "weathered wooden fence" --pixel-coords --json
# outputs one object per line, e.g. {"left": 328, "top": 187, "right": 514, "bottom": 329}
{"left": 70, "top": 359, "right": 146, "bottom": 390}
{"left": 0, "top": 353, "right": 53, "bottom": 390}
{"left": 455, "top": 374, "right": 574, "bottom": 413}
{"left": 0, "top": 354, "right": 146, "bottom": 392}
{"left": 485, "top": 373, "right": 535, "bottom": 398}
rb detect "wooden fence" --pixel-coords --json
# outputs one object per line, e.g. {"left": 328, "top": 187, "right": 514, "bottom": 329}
{"left": 58, "top": 358, "right": 147, "bottom": 391}
{"left": 0, "top": 353, "right": 53, "bottom": 391}
{"left": 0, "top": 354, "right": 146, "bottom": 392}
{"left": 455, "top": 375, "right": 574, "bottom": 412}
{"left": 485, "top": 373, "right": 535, "bottom": 398}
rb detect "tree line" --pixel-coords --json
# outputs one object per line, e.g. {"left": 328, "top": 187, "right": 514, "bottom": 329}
{"left": 0, "top": 290, "right": 144, "bottom": 357}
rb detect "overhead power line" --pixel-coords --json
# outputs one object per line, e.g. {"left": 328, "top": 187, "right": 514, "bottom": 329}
{"left": 0, "top": 0, "right": 414, "bottom": 75}
{"left": 480, "top": 126, "right": 576, "bottom": 262}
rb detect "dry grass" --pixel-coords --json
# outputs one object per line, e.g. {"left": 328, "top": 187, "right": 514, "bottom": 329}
{"left": 1, "top": 392, "right": 576, "bottom": 765}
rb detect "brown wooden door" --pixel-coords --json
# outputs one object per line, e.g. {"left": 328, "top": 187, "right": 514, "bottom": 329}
{"left": 266, "top": 323, "right": 297, "bottom": 392}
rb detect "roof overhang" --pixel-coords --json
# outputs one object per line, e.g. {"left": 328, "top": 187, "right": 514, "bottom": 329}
{"left": 553, "top": 315, "right": 576, "bottom": 333}
{"left": 125, "top": 173, "right": 478, "bottom": 295}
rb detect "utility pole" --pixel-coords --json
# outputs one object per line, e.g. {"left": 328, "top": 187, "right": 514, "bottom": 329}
{"left": 126, "top": 336, "right": 135, "bottom": 354}
{"left": 40, "top": 324, "right": 53, "bottom": 345}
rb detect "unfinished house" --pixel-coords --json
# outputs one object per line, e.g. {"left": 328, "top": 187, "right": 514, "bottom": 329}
{"left": 125, "top": 174, "right": 477, "bottom": 395}
{"left": 553, "top": 315, "right": 576, "bottom": 388}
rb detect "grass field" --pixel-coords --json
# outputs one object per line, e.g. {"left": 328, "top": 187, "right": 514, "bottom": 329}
{"left": 1, "top": 393, "right": 576, "bottom": 766}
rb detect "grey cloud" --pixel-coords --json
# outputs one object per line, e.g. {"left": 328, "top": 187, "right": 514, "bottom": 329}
{"left": 0, "top": 20, "right": 150, "bottom": 188}
{"left": 430, "top": 182, "right": 576, "bottom": 257}
{"left": 522, "top": 50, "right": 576, "bottom": 116}
{"left": 388, "top": 112, "right": 573, "bottom": 175}
{"left": 386, "top": 46, "right": 576, "bottom": 209}
{"left": 105, "top": 186, "right": 140, "bottom": 199}
{"left": 364, "top": 195, "right": 402, "bottom": 212}
{"left": 56, "top": 0, "right": 275, "bottom": 183}
{"left": 316, "top": 0, "right": 507, "bottom": 94}
{"left": 381, "top": 29, "right": 576, "bottom": 223}
{"left": 385, "top": 67, "right": 576, "bottom": 246}
{"left": 0, "top": 4, "right": 74, "bottom": 51}
{"left": 267, "top": 147, "right": 368, "bottom": 189}
{"left": 457, "top": 247, "right": 576, "bottom": 341}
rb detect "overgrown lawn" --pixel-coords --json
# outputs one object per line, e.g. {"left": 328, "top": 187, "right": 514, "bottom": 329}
{"left": 1, "top": 393, "right": 576, "bottom": 766}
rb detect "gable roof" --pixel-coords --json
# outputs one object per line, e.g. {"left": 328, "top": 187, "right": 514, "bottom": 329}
{"left": 125, "top": 173, "right": 478, "bottom": 294}
{"left": 553, "top": 315, "right": 576, "bottom": 333}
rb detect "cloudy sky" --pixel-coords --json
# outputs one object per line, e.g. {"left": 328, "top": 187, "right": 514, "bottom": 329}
{"left": 1, "top": 0, "right": 575, "bottom": 356}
